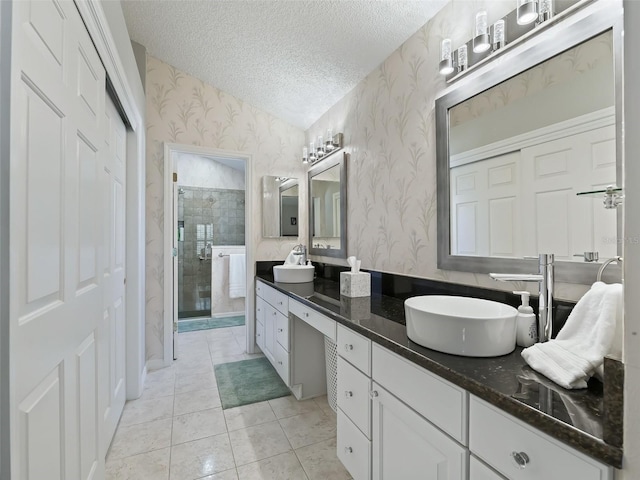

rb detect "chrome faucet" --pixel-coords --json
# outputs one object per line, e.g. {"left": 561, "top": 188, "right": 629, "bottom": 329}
{"left": 292, "top": 244, "right": 307, "bottom": 265}
{"left": 490, "top": 253, "right": 555, "bottom": 343}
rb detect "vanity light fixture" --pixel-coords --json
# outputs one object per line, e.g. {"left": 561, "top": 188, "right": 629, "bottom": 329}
{"left": 439, "top": 38, "right": 454, "bottom": 75}
{"left": 305, "top": 132, "right": 344, "bottom": 164}
{"left": 493, "top": 19, "right": 506, "bottom": 50}
{"left": 473, "top": 11, "right": 491, "bottom": 53}
{"left": 457, "top": 45, "right": 468, "bottom": 72}
{"left": 517, "top": 0, "right": 538, "bottom": 25}
{"left": 539, "top": 0, "right": 553, "bottom": 22}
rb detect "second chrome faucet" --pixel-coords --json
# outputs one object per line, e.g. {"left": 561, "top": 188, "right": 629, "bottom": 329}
{"left": 490, "top": 253, "right": 555, "bottom": 343}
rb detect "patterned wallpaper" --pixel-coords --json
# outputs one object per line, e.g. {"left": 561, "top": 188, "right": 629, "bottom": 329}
{"left": 306, "top": 0, "right": 591, "bottom": 301}
{"left": 146, "top": 55, "right": 305, "bottom": 362}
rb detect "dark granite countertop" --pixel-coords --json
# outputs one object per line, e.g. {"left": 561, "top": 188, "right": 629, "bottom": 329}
{"left": 255, "top": 272, "right": 623, "bottom": 468}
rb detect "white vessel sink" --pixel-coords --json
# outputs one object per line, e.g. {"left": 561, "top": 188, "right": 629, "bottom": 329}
{"left": 273, "top": 265, "right": 315, "bottom": 283}
{"left": 404, "top": 295, "right": 518, "bottom": 357}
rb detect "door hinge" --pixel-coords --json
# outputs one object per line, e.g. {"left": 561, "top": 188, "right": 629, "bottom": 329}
{"left": 173, "top": 172, "right": 178, "bottom": 182}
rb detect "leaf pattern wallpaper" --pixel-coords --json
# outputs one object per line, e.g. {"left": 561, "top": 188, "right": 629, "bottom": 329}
{"left": 146, "top": 55, "right": 305, "bottom": 362}
{"left": 306, "top": 0, "right": 591, "bottom": 302}
{"left": 144, "top": 0, "right": 602, "bottom": 363}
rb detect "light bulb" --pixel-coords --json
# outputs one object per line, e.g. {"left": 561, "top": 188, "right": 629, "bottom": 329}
{"left": 457, "top": 45, "right": 468, "bottom": 71}
{"left": 517, "top": 0, "right": 538, "bottom": 25}
{"left": 539, "top": 0, "right": 553, "bottom": 21}
{"left": 473, "top": 11, "right": 490, "bottom": 53}
{"left": 302, "top": 146, "right": 308, "bottom": 162}
{"left": 439, "top": 38, "right": 454, "bottom": 75}
{"left": 493, "top": 19, "right": 505, "bottom": 50}
{"left": 325, "top": 128, "right": 334, "bottom": 150}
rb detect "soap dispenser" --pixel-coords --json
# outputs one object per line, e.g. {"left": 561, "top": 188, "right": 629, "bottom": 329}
{"left": 514, "top": 291, "right": 537, "bottom": 347}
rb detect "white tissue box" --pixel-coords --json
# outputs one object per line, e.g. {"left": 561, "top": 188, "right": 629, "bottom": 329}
{"left": 340, "top": 271, "right": 371, "bottom": 298}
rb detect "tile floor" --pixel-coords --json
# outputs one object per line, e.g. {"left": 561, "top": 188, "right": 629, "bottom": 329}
{"left": 106, "top": 325, "right": 351, "bottom": 480}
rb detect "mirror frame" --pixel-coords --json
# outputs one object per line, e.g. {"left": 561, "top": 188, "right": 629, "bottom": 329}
{"left": 308, "top": 151, "right": 348, "bottom": 259}
{"left": 435, "top": 1, "right": 623, "bottom": 284}
{"left": 261, "top": 176, "right": 300, "bottom": 239}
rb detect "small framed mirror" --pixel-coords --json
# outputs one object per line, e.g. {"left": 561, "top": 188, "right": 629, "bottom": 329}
{"left": 308, "top": 152, "right": 348, "bottom": 258}
{"left": 262, "top": 176, "right": 299, "bottom": 238}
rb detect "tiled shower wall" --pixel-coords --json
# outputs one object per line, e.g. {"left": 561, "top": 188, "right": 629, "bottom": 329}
{"left": 178, "top": 186, "right": 246, "bottom": 317}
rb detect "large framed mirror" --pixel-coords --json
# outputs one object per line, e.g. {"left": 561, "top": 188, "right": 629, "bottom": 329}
{"left": 436, "top": 3, "right": 623, "bottom": 284}
{"left": 262, "top": 176, "right": 299, "bottom": 238}
{"left": 308, "top": 152, "right": 348, "bottom": 258}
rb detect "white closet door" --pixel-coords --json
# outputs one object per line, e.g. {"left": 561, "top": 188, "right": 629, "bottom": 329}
{"left": 98, "top": 95, "right": 127, "bottom": 456}
{"left": 10, "top": 1, "right": 106, "bottom": 478}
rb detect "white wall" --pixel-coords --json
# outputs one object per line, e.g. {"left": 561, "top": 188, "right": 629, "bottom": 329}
{"left": 622, "top": 1, "right": 640, "bottom": 478}
{"left": 0, "top": 1, "right": 11, "bottom": 476}
{"left": 176, "top": 152, "right": 246, "bottom": 190}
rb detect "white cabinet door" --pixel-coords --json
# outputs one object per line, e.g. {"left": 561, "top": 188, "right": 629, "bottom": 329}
{"left": 371, "top": 383, "right": 467, "bottom": 480}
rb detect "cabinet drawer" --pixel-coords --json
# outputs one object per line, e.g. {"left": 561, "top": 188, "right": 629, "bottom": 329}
{"left": 276, "top": 312, "right": 289, "bottom": 351}
{"left": 470, "top": 456, "right": 506, "bottom": 480}
{"left": 337, "top": 324, "right": 371, "bottom": 375}
{"left": 256, "top": 280, "right": 266, "bottom": 299}
{"left": 274, "top": 341, "right": 290, "bottom": 386}
{"left": 338, "top": 409, "right": 371, "bottom": 480}
{"left": 469, "top": 396, "right": 612, "bottom": 480}
{"left": 372, "top": 344, "right": 467, "bottom": 444}
{"left": 256, "top": 320, "right": 265, "bottom": 351}
{"left": 289, "top": 299, "right": 336, "bottom": 341}
{"left": 267, "top": 287, "right": 289, "bottom": 315}
{"left": 337, "top": 357, "right": 371, "bottom": 438}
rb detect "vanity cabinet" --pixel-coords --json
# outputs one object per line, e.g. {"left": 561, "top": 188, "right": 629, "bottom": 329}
{"left": 255, "top": 280, "right": 290, "bottom": 386}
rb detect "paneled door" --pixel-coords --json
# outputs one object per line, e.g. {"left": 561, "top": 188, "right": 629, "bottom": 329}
{"left": 98, "top": 95, "right": 127, "bottom": 456}
{"left": 371, "top": 383, "right": 467, "bottom": 480}
{"left": 10, "top": 1, "right": 107, "bottom": 478}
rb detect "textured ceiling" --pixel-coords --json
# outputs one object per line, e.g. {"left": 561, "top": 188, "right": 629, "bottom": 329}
{"left": 121, "top": 0, "right": 448, "bottom": 129}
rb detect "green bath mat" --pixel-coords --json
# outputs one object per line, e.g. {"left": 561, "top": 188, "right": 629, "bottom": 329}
{"left": 178, "top": 315, "right": 245, "bottom": 333}
{"left": 214, "top": 357, "right": 290, "bottom": 409}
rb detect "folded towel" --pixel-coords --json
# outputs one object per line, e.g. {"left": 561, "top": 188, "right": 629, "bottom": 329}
{"left": 283, "top": 248, "right": 298, "bottom": 265}
{"left": 228, "top": 254, "right": 246, "bottom": 298}
{"left": 521, "top": 281, "right": 622, "bottom": 389}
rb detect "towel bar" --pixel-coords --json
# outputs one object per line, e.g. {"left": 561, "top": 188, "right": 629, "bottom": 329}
{"left": 597, "top": 256, "right": 622, "bottom": 282}
{"left": 218, "top": 253, "right": 230, "bottom": 257}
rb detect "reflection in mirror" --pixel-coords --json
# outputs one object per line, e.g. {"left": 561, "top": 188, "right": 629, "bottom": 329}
{"left": 436, "top": 18, "right": 622, "bottom": 283}
{"left": 262, "top": 176, "right": 299, "bottom": 238}
{"left": 450, "top": 31, "right": 616, "bottom": 262}
{"left": 308, "top": 152, "right": 347, "bottom": 258}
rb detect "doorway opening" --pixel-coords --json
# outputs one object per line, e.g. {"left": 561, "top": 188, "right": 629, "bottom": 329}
{"left": 164, "top": 143, "right": 255, "bottom": 365}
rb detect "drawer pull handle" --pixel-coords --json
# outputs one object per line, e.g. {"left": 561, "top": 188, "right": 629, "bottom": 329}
{"left": 278, "top": 328, "right": 283, "bottom": 332}
{"left": 278, "top": 360, "right": 283, "bottom": 365}
{"left": 345, "top": 344, "right": 354, "bottom": 351}
{"left": 278, "top": 301, "right": 283, "bottom": 305}
{"left": 370, "top": 390, "right": 379, "bottom": 398}
{"left": 273, "top": 312, "right": 277, "bottom": 316}
{"left": 345, "top": 391, "right": 353, "bottom": 398}
{"left": 344, "top": 447, "right": 353, "bottom": 454}
{"left": 304, "top": 312, "right": 309, "bottom": 318}
{"left": 511, "top": 451, "right": 530, "bottom": 469}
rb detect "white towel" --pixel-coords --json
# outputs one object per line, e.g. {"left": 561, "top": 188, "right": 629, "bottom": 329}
{"left": 228, "top": 254, "right": 246, "bottom": 298}
{"left": 283, "top": 248, "right": 298, "bottom": 265}
{"left": 521, "top": 281, "right": 622, "bottom": 389}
